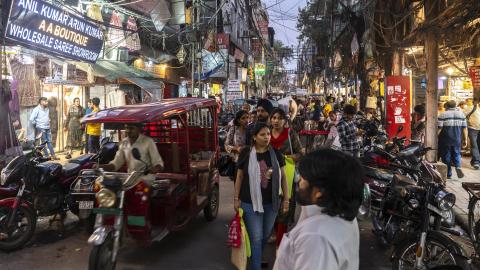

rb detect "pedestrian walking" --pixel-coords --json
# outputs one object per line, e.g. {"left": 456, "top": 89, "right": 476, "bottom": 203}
{"left": 273, "top": 149, "right": 363, "bottom": 270}
{"left": 337, "top": 104, "right": 363, "bottom": 157}
{"left": 246, "top": 99, "right": 273, "bottom": 146}
{"left": 86, "top": 97, "right": 101, "bottom": 154}
{"left": 411, "top": 104, "right": 426, "bottom": 143}
{"left": 438, "top": 100, "right": 468, "bottom": 179}
{"left": 466, "top": 98, "right": 480, "bottom": 169}
{"left": 269, "top": 108, "right": 303, "bottom": 247}
{"left": 233, "top": 122, "right": 289, "bottom": 270}
{"left": 324, "top": 110, "right": 341, "bottom": 149}
{"left": 30, "top": 97, "right": 57, "bottom": 159}
{"left": 225, "top": 110, "right": 249, "bottom": 162}
{"left": 84, "top": 99, "right": 93, "bottom": 154}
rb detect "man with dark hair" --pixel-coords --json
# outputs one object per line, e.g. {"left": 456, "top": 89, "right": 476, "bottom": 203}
{"left": 86, "top": 97, "right": 101, "bottom": 153}
{"left": 245, "top": 99, "right": 273, "bottom": 146}
{"left": 30, "top": 97, "right": 57, "bottom": 159}
{"left": 99, "top": 123, "right": 164, "bottom": 184}
{"left": 337, "top": 104, "right": 363, "bottom": 156}
{"left": 438, "top": 100, "right": 468, "bottom": 179}
{"left": 411, "top": 104, "right": 426, "bottom": 142}
{"left": 274, "top": 149, "right": 363, "bottom": 270}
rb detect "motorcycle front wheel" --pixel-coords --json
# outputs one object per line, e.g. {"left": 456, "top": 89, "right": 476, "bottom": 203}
{"left": 0, "top": 205, "right": 36, "bottom": 251}
{"left": 392, "top": 233, "right": 469, "bottom": 270}
{"left": 88, "top": 233, "right": 116, "bottom": 270}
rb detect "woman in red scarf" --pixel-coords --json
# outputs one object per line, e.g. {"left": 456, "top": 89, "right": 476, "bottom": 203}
{"left": 269, "top": 108, "right": 304, "bottom": 247}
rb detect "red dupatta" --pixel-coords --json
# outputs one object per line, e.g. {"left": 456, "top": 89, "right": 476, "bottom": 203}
{"left": 270, "top": 127, "right": 289, "bottom": 150}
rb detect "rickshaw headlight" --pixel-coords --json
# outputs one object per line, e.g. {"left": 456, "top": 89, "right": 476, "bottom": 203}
{"left": 96, "top": 188, "right": 116, "bottom": 208}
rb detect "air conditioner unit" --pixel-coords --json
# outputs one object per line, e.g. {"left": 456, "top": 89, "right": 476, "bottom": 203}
{"left": 102, "top": 48, "right": 129, "bottom": 62}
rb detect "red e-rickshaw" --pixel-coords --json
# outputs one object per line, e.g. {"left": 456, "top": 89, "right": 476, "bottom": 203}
{"left": 82, "top": 98, "right": 220, "bottom": 270}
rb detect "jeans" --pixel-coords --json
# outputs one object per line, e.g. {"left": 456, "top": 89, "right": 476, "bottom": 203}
{"left": 469, "top": 128, "right": 480, "bottom": 165}
{"left": 441, "top": 145, "right": 462, "bottom": 177}
{"left": 37, "top": 128, "right": 55, "bottom": 157}
{"left": 241, "top": 202, "right": 277, "bottom": 270}
{"left": 85, "top": 134, "right": 90, "bottom": 154}
{"left": 88, "top": 135, "right": 100, "bottom": 154}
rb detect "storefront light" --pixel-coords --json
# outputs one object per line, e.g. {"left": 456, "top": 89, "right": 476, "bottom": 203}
{"left": 446, "top": 67, "right": 454, "bottom": 75}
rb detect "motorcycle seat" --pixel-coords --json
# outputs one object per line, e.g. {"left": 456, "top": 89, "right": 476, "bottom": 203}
{"left": 62, "top": 162, "right": 81, "bottom": 177}
{"left": 364, "top": 166, "right": 394, "bottom": 182}
{"left": 69, "top": 154, "right": 94, "bottom": 165}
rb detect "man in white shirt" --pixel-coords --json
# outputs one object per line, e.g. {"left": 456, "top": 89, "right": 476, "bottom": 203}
{"left": 274, "top": 149, "right": 363, "bottom": 270}
{"left": 99, "top": 123, "right": 164, "bottom": 184}
{"left": 466, "top": 99, "right": 480, "bottom": 169}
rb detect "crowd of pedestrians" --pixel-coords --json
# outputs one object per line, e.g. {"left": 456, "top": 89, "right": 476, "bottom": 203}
{"left": 224, "top": 97, "right": 365, "bottom": 270}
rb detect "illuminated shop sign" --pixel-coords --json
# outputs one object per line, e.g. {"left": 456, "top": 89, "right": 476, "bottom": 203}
{"left": 5, "top": 0, "right": 104, "bottom": 63}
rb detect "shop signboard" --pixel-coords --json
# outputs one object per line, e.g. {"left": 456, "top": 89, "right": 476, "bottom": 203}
{"left": 296, "top": 88, "right": 308, "bottom": 96}
{"left": 226, "top": 91, "right": 243, "bottom": 101}
{"left": 385, "top": 76, "right": 411, "bottom": 140}
{"left": 228, "top": 79, "right": 241, "bottom": 92}
{"left": 469, "top": 66, "right": 480, "bottom": 88}
{"left": 4, "top": 0, "right": 104, "bottom": 63}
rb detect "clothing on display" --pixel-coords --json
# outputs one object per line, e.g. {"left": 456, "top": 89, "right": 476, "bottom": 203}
{"left": 48, "top": 97, "right": 59, "bottom": 148}
{"left": 8, "top": 57, "right": 42, "bottom": 107}
{"left": 0, "top": 79, "right": 22, "bottom": 159}
{"left": 106, "top": 88, "right": 127, "bottom": 107}
{"left": 8, "top": 80, "right": 21, "bottom": 129}
{"left": 107, "top": 11, "right": 127, "bottom": 48}
{"left": 125, "top": 16, "right": 141, "bottom": 51}
{"left": 86, "top": 4, "right": 104, "bottom": 23}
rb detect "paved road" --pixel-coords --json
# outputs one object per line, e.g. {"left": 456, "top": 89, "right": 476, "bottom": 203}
{"left": 0, "top": 177, "right": 391, "bottom": 270}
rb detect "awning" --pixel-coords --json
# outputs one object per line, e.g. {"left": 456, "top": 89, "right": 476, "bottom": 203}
{"left": 123, "top": 78, "right": 165, "bottom": 100}
{"left": 73, "top": 60, "right": 160, "bottom": 82}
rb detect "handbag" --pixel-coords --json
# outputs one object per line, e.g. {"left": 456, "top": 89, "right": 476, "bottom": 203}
{"left": 231, "top": 208, "right": 251, "bottom": 270}
{"left": 218, "top": 154, "right": 235, "bottom": 177}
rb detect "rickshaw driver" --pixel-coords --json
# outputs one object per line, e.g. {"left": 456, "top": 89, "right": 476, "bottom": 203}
{"left": 97, "top": 123, "right": 164, "bottom": 185}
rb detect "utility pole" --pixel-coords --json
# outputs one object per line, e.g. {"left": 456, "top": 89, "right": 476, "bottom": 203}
{"left": 424, "top": 0, "right": 439, "bottom": 162}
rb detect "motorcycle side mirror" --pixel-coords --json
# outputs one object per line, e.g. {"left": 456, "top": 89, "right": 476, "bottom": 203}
{"left": 132, "top": 148, "right": 142, "bottom": 160}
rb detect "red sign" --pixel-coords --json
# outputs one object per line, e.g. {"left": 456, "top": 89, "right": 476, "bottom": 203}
{"left": 469, "top": 66, "right": 480, "bottom": 88}
{"left": 385, "top": 76, "right": 411, "bottom": 140}
{"left": 216, "top": 33, "right": 230, "bottom": 50}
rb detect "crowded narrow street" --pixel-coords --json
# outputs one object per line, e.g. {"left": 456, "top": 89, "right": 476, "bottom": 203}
{"left": 1, "top": 0, "right": 480, "bottom": 269}
{"left": 0, "top": 177, "right": 391, "bottom": 270}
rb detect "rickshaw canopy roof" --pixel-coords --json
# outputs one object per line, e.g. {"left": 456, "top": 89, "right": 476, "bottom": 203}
{"left": 83, "top": 98, "right": 217, "bottom": 124}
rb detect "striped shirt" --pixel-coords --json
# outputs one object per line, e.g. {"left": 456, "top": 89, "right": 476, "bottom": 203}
{"left": 438, "top": 108, "right": 467, "bottom": 146}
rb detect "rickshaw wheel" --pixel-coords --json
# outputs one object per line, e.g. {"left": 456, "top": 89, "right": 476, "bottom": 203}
{"left": 204, "top": 185, "right": 219, "bottom": 221}
{"left": 89, "top": 234, "right": 116, "bottom": 270}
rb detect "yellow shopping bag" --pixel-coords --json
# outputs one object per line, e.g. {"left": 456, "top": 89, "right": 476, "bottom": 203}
{"left": 231, "top": 208, "right": 251, "bottom": 270}
{"left": 282, "top": 156, "right": 296, "bottom": 198}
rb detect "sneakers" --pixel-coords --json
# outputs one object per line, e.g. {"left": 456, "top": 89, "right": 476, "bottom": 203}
{"left": 455, "top": 167, "right": 464, "bottom": 179}
{"left": 473, "top": 163, "right": 480, "bottom": 170}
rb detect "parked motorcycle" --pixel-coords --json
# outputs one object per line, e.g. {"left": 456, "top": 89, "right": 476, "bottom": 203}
{"left": 390, "top": 180, "right": 469, "bottom": 270}
{"left": 67, "top": 135, "right": 118, "bottom": 229}
{"left": 0, "top": 143, "right": 89, "bottom": 251}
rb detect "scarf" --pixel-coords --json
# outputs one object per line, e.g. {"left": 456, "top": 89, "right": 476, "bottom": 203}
{"left": 270, "top": 128, "right": 289, "bottom": 150}
{"left": 248, "top": 146, "right": 281, "bottom": 213}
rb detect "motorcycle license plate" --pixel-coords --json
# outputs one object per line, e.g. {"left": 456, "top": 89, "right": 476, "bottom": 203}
{"left": 79, "top": 201, "right": 94, "bottom": 209}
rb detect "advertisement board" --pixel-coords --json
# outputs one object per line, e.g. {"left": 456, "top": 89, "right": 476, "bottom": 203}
{"left": 5, "top": 0, "right": 104, "bottom": 63}
{"left": 385, "top": 76, "right": 411, "bottom": 140}
{"left": 226, "top": 91, "right": 243, "bottom": 101}
{"left": 469, "top": 66, "right": 480, "bottom": 88}
{"left": 228, "top": 79, "right": 240, "bottom": 92}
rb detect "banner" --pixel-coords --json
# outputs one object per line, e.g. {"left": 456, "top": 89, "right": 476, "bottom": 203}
{"left": 5, "top": 0, "right": 104, "bottom": 63}
{"left": 469, "top": 66, "right": 480, "bottom": 88}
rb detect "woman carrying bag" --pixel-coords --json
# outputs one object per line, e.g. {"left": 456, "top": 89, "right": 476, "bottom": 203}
{"left": 269, "top": 108, "right": 304, "bottom": 247}
{"left": 234, "top": 122, "right": 289, "bottom": 270}
{"left": 224, "top": 110, "right": 249, "bottom": 179}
